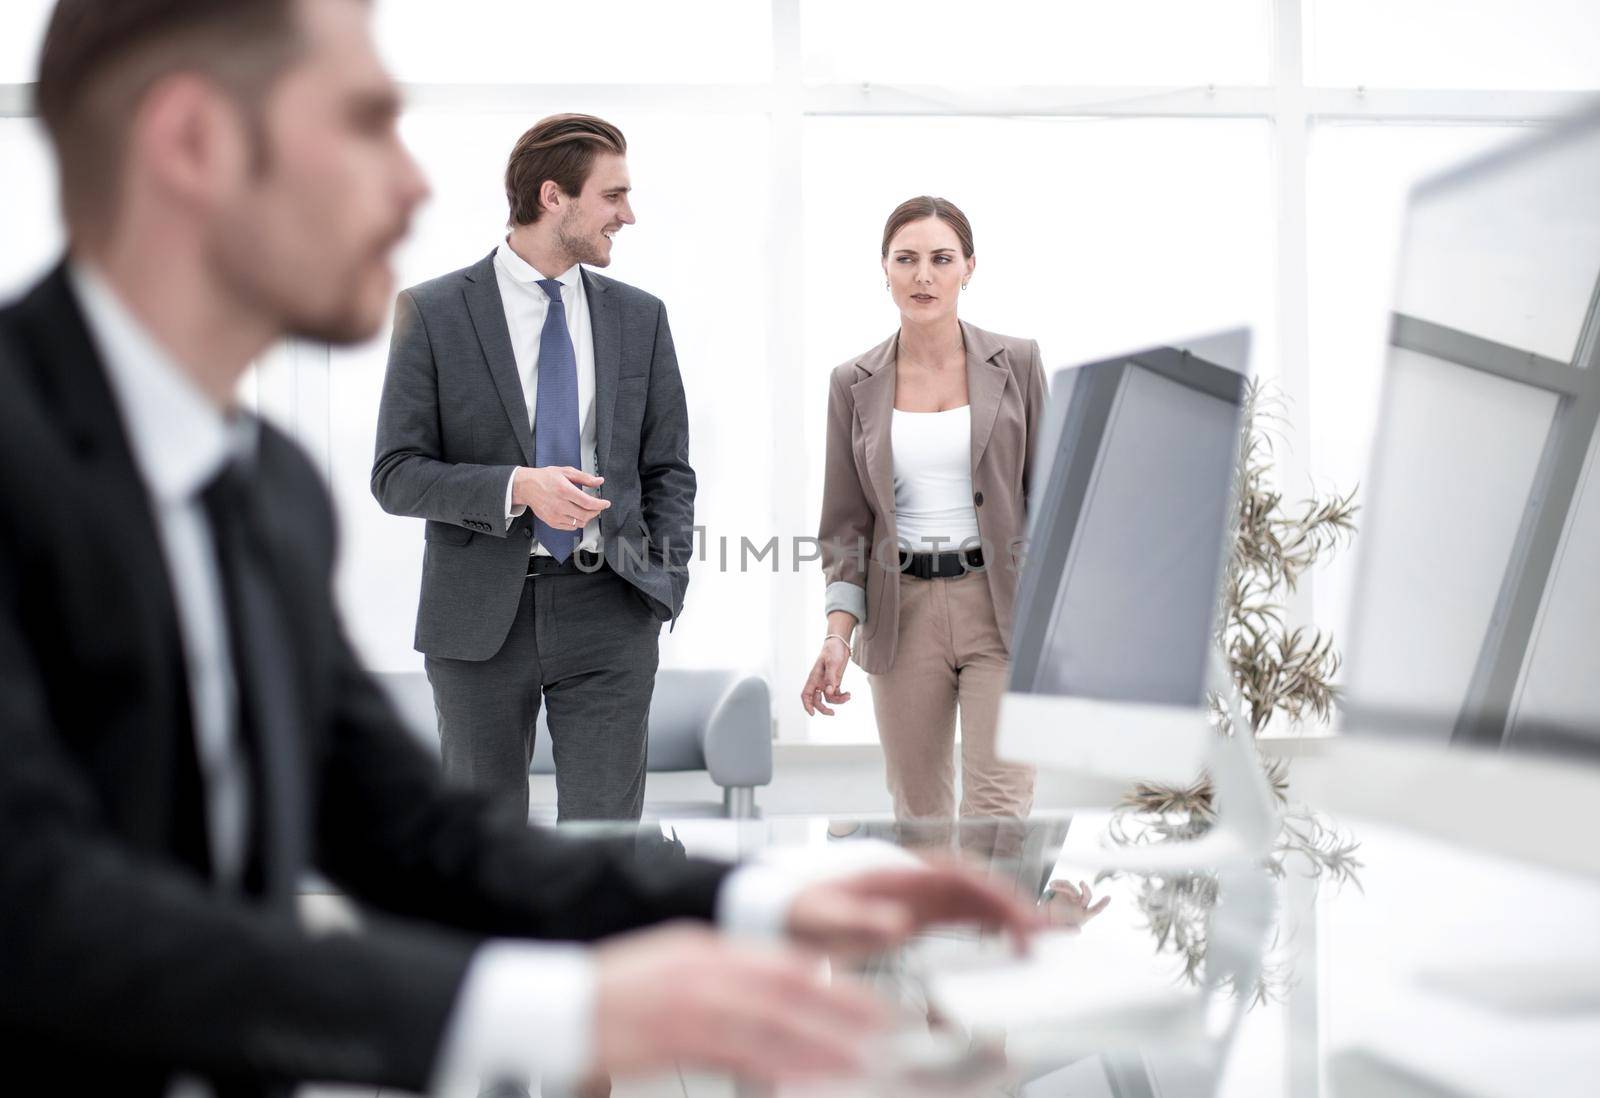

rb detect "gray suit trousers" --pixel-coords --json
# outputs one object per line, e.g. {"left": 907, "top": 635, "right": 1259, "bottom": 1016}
{"left": 425, "top": 565, "right": 661, "bottom": 822}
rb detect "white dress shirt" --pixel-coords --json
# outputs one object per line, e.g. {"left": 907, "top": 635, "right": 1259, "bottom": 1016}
{"left": 69, "top": 261, "right": 805, "bottom": 1093}
{"left": 493, "top": 242, "right": 603, "bottom": 556}
{"left": 71, "top": 264, "right": 253, "bottom": 888}
{"left": 73, "top": 263, "right": 256, "bottom": 1098}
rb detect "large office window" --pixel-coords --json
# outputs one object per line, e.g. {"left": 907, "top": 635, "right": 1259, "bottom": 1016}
{"left": 1307, "top": 0, "right": 1600, "bottom": 89}
{"left": 0, "top": 116, "right": 58, "bottom": 294}
{"left": 373, "top": 0, "right": 772, "bottom": 85}
{"left": 800, "top": 0, "right": 1271, "bottom": 86}
{"left": 2, "top": 0, "right": 1596, "bottom": 742}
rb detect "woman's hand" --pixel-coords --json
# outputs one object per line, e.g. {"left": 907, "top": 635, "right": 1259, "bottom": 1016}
{"left": 1042, "top": 879, "right": 1110, "bottom": 931}
{"left": 800, "top": 635, "right": 853, "bottom": 716}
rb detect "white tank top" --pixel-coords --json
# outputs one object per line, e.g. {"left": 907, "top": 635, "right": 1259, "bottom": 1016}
{"left": 891, "top": 406, "right": 981, "bottom": 553}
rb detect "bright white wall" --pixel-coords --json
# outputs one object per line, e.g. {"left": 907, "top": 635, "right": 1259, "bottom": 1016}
{"left": 2, "top": 0, "right": 1597, "bottom": 743}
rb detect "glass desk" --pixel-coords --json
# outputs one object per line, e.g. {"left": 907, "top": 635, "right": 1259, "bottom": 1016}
{"left": 551, "top": 810, "right": 1600, "bottom": 1098}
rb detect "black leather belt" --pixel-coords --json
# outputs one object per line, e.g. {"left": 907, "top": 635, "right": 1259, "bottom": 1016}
{"left": 527, "top": 549, "right": 605, "bottom": 576}
{"left": 900, "top": 547, "right": 984, "bottom": 580}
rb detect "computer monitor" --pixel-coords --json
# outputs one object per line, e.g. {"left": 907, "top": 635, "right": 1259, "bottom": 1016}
{"left": 999, "top": 331, "right": 1249, "bottom": 789}
{"left": 1298, "top": 102, "right": 1600, "bottom": 878}
{"left": 966, "top": 334, "right": 1274, "bottom": 1092}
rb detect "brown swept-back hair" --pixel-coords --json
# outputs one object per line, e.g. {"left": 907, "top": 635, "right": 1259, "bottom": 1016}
{"left": 504, "top": 113, "right": 628, "bottom": 227}
{"left": 880, "top": 195, "right": 975, "bottom": 259}
{"left": 35, "top": 0, "right": 325, "bottom": 238}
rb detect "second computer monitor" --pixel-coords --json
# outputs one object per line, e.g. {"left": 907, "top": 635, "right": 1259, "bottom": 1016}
{"left": 1000, "top": 331, "right": 1248, "bottom": 780}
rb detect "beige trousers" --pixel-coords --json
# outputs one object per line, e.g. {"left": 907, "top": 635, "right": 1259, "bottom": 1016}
{"left": 868, "top": 570, "right": 1036, "bottom": 826}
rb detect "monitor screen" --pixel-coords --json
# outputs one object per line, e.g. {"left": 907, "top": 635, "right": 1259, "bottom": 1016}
{"left": 1008, "top": 333, "right": 1249, "bottom": 711}
{"left": 1341, "top": 105, "right": 1600, "bottom": 760}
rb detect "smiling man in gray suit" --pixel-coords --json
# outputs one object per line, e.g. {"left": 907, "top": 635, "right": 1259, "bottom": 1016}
{"left": 373, "top": 114, "right": 693, "bottom": 822}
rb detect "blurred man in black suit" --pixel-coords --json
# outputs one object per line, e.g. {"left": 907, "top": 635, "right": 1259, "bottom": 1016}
{"left": 0, "top": 2, "right": 1041, "bottom": 1095}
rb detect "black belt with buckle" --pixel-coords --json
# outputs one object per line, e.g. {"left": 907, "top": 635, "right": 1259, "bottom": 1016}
{"left": 900, "top": 547, "right": 984, "bottom": 580}
{"left": 527, "top": 549, "right": 605, "bottom": 576}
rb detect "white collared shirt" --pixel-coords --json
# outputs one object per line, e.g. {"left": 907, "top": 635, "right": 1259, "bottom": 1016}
{"left": 493, "top": 242, "right": 602, "bottom": 555}
{"left": 70, "top": 262, "right": 253, "bottom": 890}
{"left": 68, "top": 261, "right": 805, "bottom": 1094}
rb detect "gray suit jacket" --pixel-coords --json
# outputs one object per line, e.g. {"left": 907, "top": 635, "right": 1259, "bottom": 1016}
{"left": 372, "top": 251, "right": 695, "bottom": 661}
{"left": 818, "top": 320, "right": 1047, "bottom": 675}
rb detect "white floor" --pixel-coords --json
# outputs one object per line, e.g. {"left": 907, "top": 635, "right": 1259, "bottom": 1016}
{"left": 533, "top": 741, "right": 1138, "bottom": 819}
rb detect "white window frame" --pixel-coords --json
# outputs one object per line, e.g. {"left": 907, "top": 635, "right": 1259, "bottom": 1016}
{"left": 2, "top": 0, "right": 1590, "bottom": 752}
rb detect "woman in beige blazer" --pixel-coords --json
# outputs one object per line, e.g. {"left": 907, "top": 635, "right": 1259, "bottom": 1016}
{"left": 801, "top": 196, "right": 1048, "bottom": 826}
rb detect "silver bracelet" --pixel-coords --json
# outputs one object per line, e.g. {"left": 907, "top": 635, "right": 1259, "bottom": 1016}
{"left": 823, "top": 632, "right": 853, "bottom": 653}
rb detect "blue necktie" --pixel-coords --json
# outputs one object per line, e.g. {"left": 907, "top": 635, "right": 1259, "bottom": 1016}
{"left": 533, "top": 278, "right": 581, "bottom": 562}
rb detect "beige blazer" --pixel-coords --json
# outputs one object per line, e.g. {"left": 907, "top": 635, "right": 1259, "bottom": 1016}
{"left": 819, "top": 320, "right": 1049, "bottom": 675}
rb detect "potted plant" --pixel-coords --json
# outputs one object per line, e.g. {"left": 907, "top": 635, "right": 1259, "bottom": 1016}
{"left": 1107, "top": 379, "right": 1363, "bottom": 1003}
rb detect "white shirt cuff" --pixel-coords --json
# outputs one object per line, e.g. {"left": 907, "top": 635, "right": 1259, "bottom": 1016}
{"left": 504, "top": 470, "right": 526, "bottom": 529}
{"left": 431, "top": 942, "right": 594, "bottom": 1096}
{"left": 716, "top": 864, "right": 805, "bottom": 941}
{"left": 715, "top": 839, "right": 926, "bottom": 941}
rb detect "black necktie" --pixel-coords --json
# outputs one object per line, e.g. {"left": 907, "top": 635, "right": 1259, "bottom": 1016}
{"left": 200, "top": 459, "right": 306, "bottom": 913}
{"left": 167, "top": 644, "right": 212, "bottom": 880}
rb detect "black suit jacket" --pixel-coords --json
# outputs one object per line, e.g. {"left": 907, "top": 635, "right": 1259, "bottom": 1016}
{"left": 0, "top": 265, "right": 729, "bottom": 1096}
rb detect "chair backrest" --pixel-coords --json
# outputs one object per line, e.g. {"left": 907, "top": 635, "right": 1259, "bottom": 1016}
{"left": 529, "top": 667, "right": 750, "bottom": 775}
